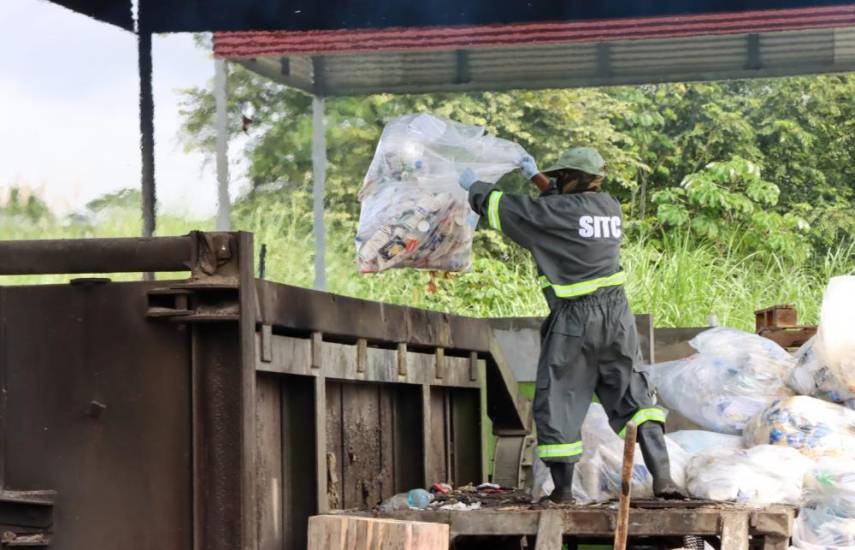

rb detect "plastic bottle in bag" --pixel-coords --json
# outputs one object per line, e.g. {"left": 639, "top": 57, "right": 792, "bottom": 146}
{"left": 792, "top": 459, "right": 855, "bottom": 549}
{"left": 378, "top": 489, "right": 432, "bottom": 513}
{"left": 743, "top": 395, "right": 855, "bottom": 459}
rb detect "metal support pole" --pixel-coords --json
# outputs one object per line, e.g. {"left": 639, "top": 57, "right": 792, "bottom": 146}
{"left": 138, "top": 31, "right": 156, "bottom": 238}
{"left": 214, "top": 59, "right": 231, "bottom": 231}
{"left": 312, "top": 96, "right": 327, "bottom": 291}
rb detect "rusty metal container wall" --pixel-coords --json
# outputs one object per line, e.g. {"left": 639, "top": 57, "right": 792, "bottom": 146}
{"left": 0, "top": 282, "right": 194, "bottom": 549}
{"left": 0, "top": 233, "right": 529, "bottom": 549}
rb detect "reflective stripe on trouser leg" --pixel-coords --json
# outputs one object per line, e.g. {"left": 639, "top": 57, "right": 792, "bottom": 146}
{"left": 538, "top": 441, "right": 583, "bottom": 459}
{"left": 619, "top": 407, "right": 667, "bottom": 438}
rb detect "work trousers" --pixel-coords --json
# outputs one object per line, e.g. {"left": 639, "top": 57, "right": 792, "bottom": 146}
{"left": 534, "top": 286, "right": 665, "bottom": 463}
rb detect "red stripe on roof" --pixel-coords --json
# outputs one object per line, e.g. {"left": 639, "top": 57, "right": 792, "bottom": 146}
{"left": 214, "top": 5, "right": 855, "bottom": 58}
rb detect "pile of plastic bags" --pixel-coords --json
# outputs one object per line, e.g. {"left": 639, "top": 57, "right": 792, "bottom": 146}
{"left": 648, "top": 327, "right": 795, "bottom": 434}
{"left": 531, "top": 403, "right": 689, "bottom": 504}
{"left": 685, "top": 445, "right": 813, "bottom": 505}
{"left": 793, "top": 459, "right": 855, "bottom": 549}
{"left": 356, "top": 113, "right": 526, "bottom": 272}
{"left": 743, "top": 396, "right": 855, "bottom": 459}
{"left": 787, "top": 337, "right": 855, "bottom": 408}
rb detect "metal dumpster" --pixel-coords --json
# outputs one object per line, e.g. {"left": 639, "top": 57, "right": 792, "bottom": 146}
{"left": 0, "top": 232, "right": 530, "bottom": 550}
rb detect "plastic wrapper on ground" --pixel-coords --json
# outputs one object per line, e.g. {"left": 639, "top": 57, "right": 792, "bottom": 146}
{"left": 667, "top": 430, "right": 743, "bottom": 455}
{"left": 787, "top": 337, "right": 855, "bottom": 409}
{"left": 648, "top": 327, "right": 795, "bottom": 434}
{"left": 356, "top": 113, "right": 526, "bottom": 272}
{"left": 685, "top": 445, "right": 812, "bottom": 506}
{"left": 743, "top": 396, "right": 855, "bottom": 459}
{"left": 534, "top": 403, "right": 689, "bottom": 504}
{"left": 792, "top": 459, "right": 855, "bottom": 549}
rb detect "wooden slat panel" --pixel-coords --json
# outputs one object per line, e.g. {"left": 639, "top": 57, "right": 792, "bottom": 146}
{"left": 341, "top": 383, "right": 384, "bottom": 509}
{"left": 280, "top": 375, "right": 317, "bottom": 550}
{"left": 256, "top": 375, "right": 283, "bottom": 550}
{"left": 429, "top": 388, "right": 449, "bottom": 484}
{"left": 325, "top": 382, "right": 344, "bottom": 510}
{"left": 379, "top": 385, "right": 397, "bottom": 500}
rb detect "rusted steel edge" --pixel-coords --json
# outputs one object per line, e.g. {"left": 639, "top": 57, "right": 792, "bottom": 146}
{"left": 0, "top": 235, "right": 197, "bottom": 275}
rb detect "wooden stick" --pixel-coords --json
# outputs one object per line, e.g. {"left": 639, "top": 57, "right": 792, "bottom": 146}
{"left": 614, "top": 422, "right": 637, "bottom": 550}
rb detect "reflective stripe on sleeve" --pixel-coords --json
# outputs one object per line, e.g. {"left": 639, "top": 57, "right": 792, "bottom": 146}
{"left": 487, "top": 191, "right": 504, "bottom": 232}
{"left": 537, "top": 441, "right": 583, "bottom": 459}
{"left": 619, "top": 408, "right": 668, "bottom": 439}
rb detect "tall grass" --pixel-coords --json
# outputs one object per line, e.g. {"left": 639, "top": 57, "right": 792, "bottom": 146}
{"left": 2, "top": 197, "right": 852, "bottom": 330}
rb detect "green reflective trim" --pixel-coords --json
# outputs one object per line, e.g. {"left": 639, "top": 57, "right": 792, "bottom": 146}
{"left": 487, "top": 191, "right": 504, "bottom": 232}
{"left": 538, "top": 275, "right": 550, "bottom": 289}
{"left": 541, "top": 271, "right": 626, "bottom": 298}
{"left": 619, "top": 408, "right": 667, "bottom": 439}
{"left": 537, "top": 441, "right": 583, "bottom": 458}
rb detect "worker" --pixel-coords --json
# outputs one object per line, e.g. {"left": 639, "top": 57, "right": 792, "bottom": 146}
{"left": 459, "top": 147, "right": 684, "bottom": 503}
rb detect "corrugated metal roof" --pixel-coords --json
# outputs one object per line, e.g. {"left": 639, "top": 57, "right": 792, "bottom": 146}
{"left": 214, "top": 5, "right": 855, "bottom": 57}
{"left": 217, "top": 5, "right": 855, "bottom": 96}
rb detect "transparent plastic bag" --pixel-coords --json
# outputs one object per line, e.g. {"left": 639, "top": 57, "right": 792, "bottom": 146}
{"left": 571, "top": 404, "right": 689, "bottom": 504}
{"left": 787, "top": 337, "right": 855, "bottom": 409}
{"left": 685, "top": 445, "right": 812, "bottom": 505}
{"left": 792, "top": 459, "right": 855, "bottom": 549}
{"left": 743, "top": 396, "right": 855, "bottom": 459}
{"left": 815, "top": 276, "right": 855, "bottom": 394}
{"left": 648, "top": 328, "right": 795, "bottom": 434}
{"left": 667, "top": 430, "right": 743, "bottom": 455}
{"left": 356, "top": 113, "right": 526, "bottom": 272}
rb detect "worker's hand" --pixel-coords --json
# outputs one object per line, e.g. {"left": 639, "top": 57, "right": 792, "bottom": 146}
{"left": 519, "top": 155, "right": 539, "bottom": 179}
{"left": 458, "top": 168, "right": 478, "bottom": 191}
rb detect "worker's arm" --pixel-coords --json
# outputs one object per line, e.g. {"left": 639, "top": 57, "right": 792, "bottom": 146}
{"left": 467, "top": 181, "right": 554, "bottom": 250}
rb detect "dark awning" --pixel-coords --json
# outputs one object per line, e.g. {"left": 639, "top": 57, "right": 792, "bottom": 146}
{"left": 47, "top": 0, "right": 855, "bottom": 33}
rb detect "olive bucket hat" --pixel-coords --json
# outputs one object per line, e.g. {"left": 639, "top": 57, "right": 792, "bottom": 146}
{"left": 542, "top": 147, "right": 606, "bottom": 177}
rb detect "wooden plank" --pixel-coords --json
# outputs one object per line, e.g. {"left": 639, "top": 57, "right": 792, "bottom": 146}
{"left": 397, "top": 343, "right": 408, "bottom": 376}
{"left": 260, "top": 324, "right": 273, "bottom": 363}
{"left": 450, "top": 389, "right": 482, "bottom": 486}
{"left": 342, "top": 383, "right": 384, "bottom": 509}
{"left": 429, "top": 389, "right": 449, "bottom": 484}
{"left": 379, "top": 385, "right": 397, "bottom": 499}
{"left": 435, "top": 348, "right": 446, "bottom": 380}
{"left": 311, "top": 332, "right": 323, "bottom": 369}
{"left": 534, "top": 510, "right": 564, "bottom": 550}
{"left": 356, "top": 338, "right": 367, "bottom": 374}
{"left": 721, "top": 513, "right": 750, "bottom": 550}
{"left": 326, "top": 382, "right": 344, "bottom": 510}
{"left": 314, "top": 374, "right": 329, "bottom": 513}
{"left": 281, "top": 375, "right": 317, "bottom": 550}
{"left": 307, "top": 515, "right": 449, "bottom": 550}
{"left": 256, "top": 375, "right": 283, "bottom": 550}
{"left": 421, "top": 385, "right": 432, "bottom": 487}
{"left": 762, "top": 535, "right": 788, "bottom": 550}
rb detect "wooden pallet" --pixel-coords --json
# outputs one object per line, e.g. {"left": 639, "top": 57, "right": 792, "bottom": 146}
{"left": 380, "top": 501, "right": 795, "bottom": 550}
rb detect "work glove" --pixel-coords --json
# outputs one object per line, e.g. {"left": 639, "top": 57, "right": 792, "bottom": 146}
{"left": 519, "top": 155, "right": 539, "bottom": 179}
{"left": 458, "top": 168, "right": 478, "bottom": 191}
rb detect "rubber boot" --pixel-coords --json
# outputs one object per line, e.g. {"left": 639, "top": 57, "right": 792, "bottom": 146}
{"left": 637, "top": 422, "right": 687, "bottom": 499}
{"left": 548, "top": 462, "right": 575, "bottom": 504}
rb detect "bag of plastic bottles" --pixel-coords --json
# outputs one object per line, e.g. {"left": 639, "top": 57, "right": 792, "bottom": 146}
{"left": 356, "top": 113, "right": 526, "bottom": 272}
{"left": 743, "top": 395, "right": 855, "bottom": 459}
{"left": 685, "top": 445, "right": 813, "bottom": 505}
{"left": 792, "top": 459, "right": 855, "bottom": 549}
{"left": 787, "top": 337, "right": 855, "bottom": 409}
{"left": 648, "top": 328, "right": 795, "bottom": 434}
{"left": 815, "top": 276, "right": 855, "bottom": 394}
{"left": 667, "top": 430, "right": 743, "bottom": 455}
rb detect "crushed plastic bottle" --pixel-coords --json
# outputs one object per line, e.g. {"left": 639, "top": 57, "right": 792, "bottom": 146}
{"left": 378, "top": 488, "right": 433, "bottom": 513}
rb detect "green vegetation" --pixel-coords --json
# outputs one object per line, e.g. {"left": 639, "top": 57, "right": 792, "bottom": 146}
{"left": 2, "top": 72, "right": 853, "bottom": 329}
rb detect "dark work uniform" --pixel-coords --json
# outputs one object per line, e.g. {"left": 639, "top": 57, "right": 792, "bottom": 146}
{"left": 468, "top": 181, "right": 665, "bottom": 463}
